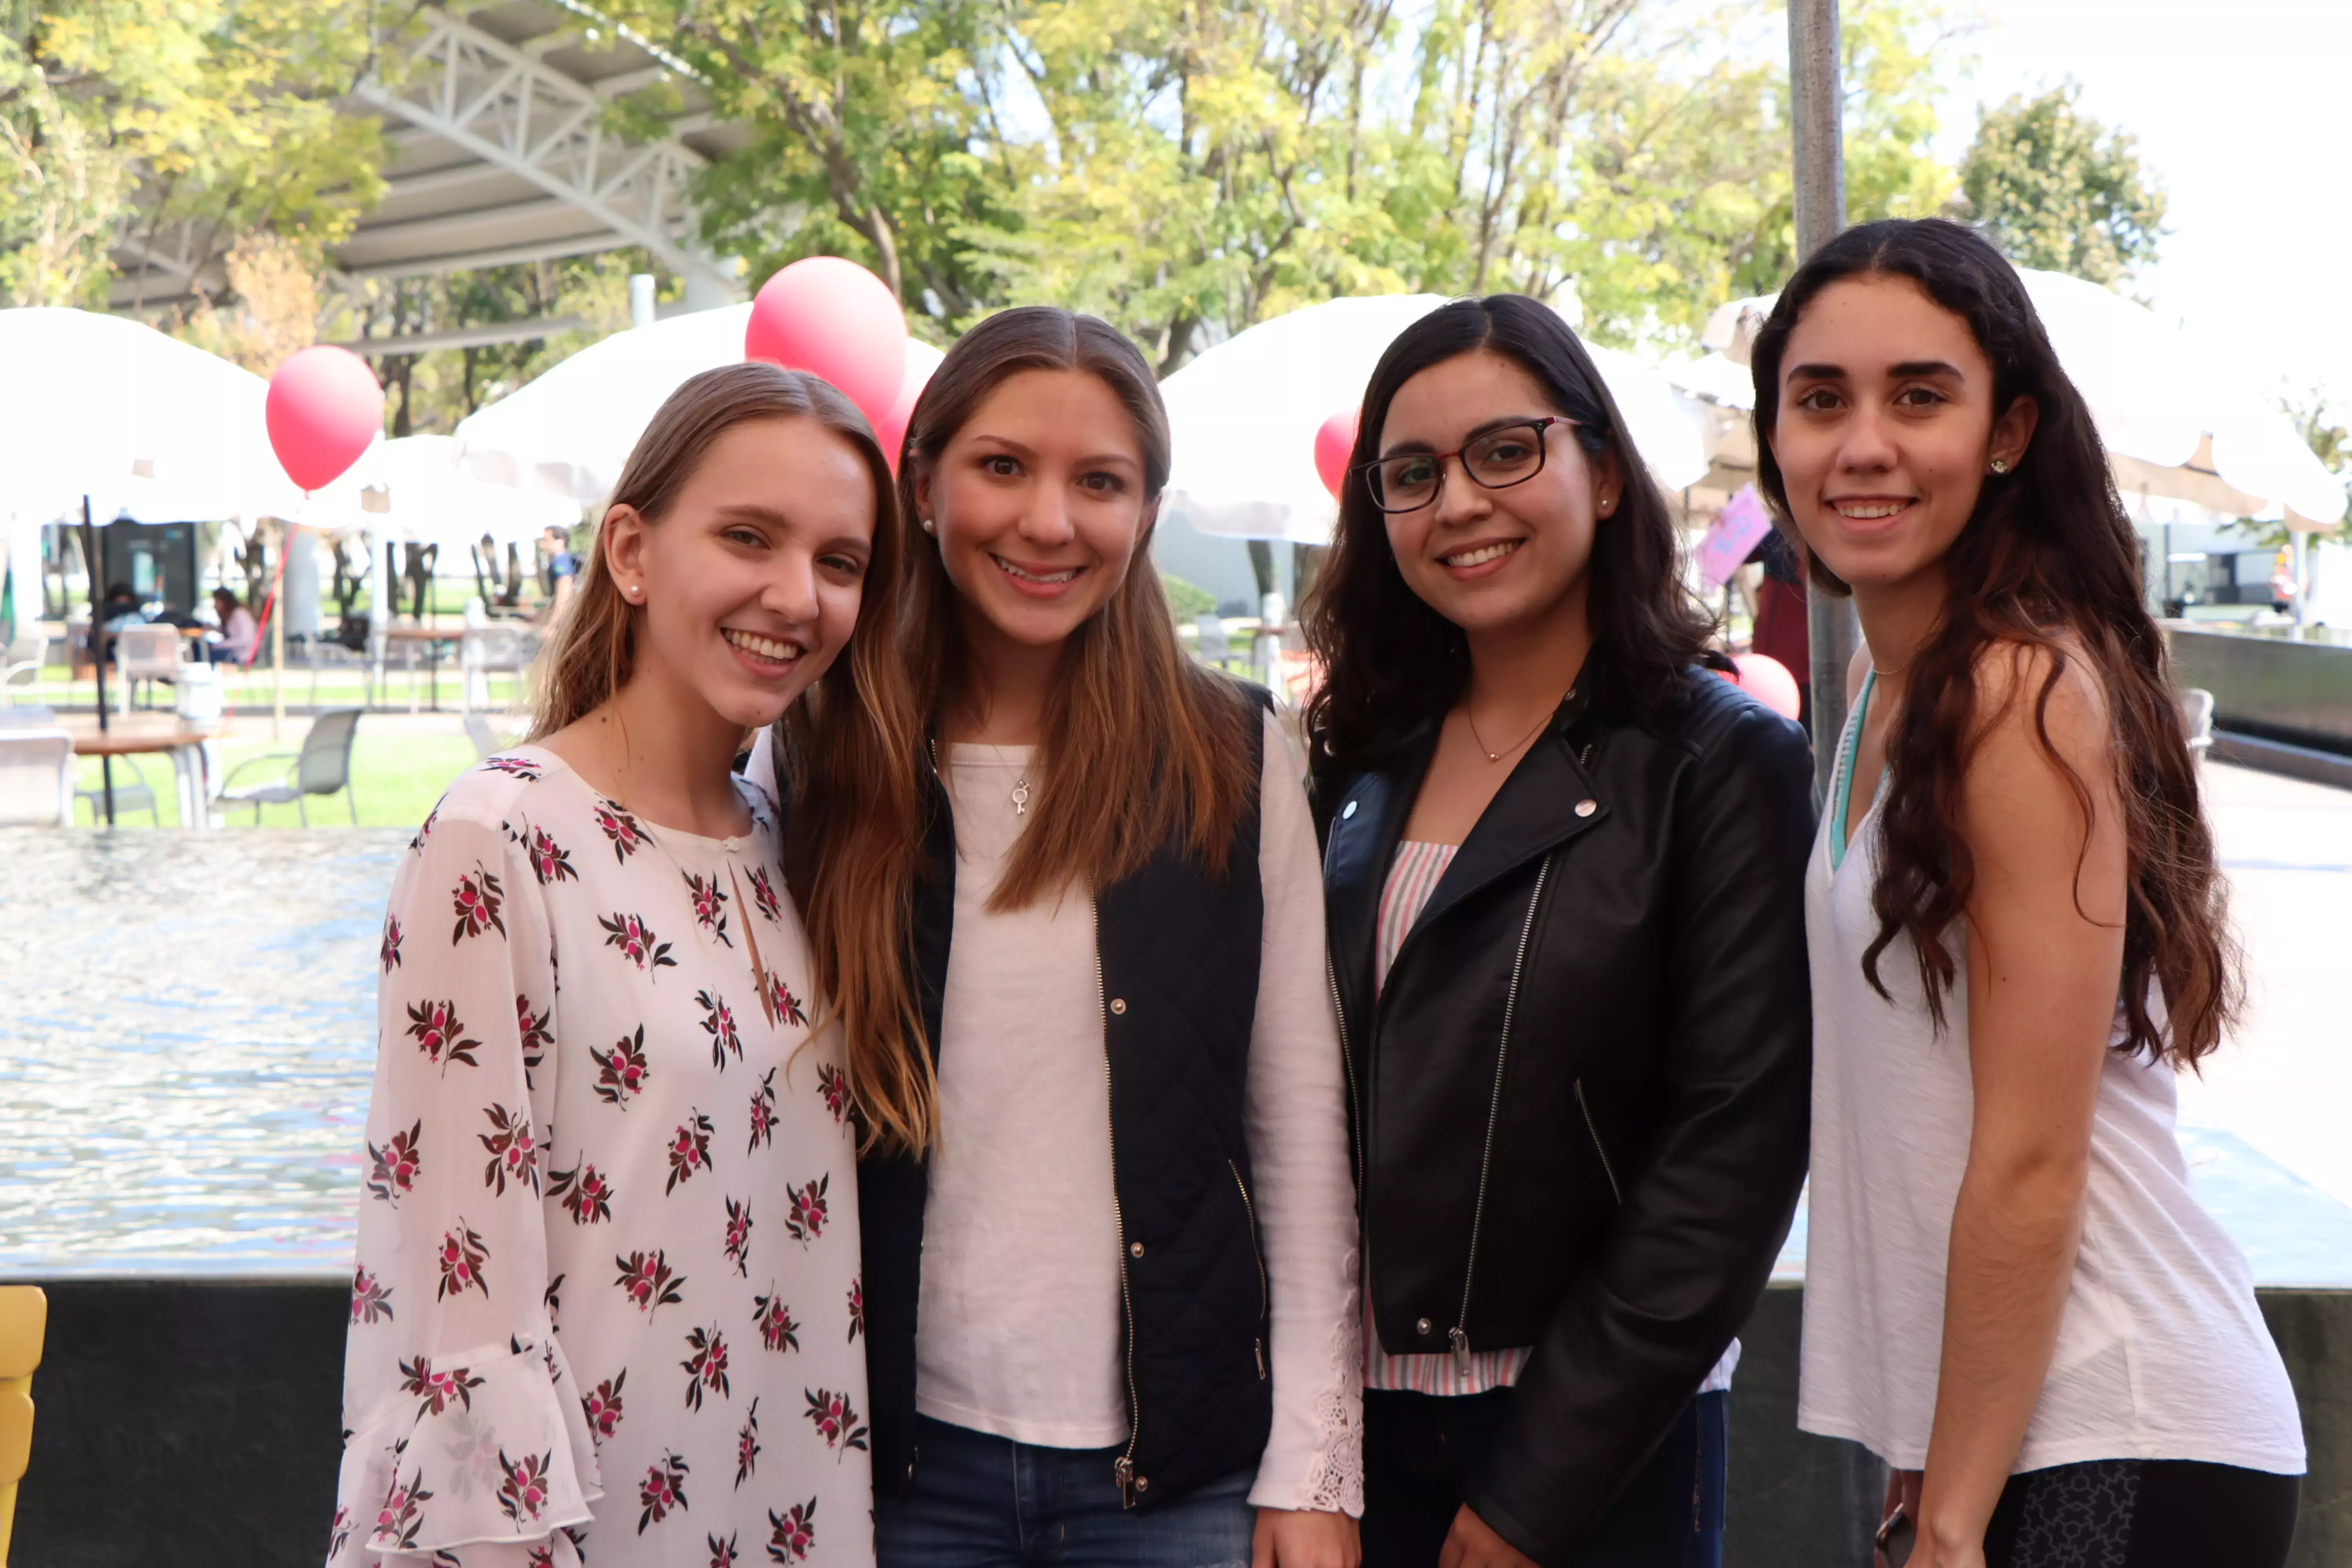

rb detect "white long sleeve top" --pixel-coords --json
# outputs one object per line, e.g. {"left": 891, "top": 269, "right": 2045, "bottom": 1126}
{"left": 752, "top": 710, "right": 1363, "bottom": 1514}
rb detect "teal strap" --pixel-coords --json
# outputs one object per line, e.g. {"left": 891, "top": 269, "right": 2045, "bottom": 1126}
{"left": 1830, "top": 669, "right": 1877, "bottom": 873}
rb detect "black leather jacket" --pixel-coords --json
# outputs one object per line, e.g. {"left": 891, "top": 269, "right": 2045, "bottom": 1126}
{"left": 1316, "top": 668, "right": 1814, "bottom": 1562}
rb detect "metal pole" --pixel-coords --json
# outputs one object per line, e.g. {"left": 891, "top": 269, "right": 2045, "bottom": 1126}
{"left": 1790, "top": 0, "right": 1858, "bottom": 793}
{"left": 82, "top": 499, "right": 115, "bottom": 823}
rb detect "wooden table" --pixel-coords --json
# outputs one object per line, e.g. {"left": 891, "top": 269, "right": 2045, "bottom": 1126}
{"left": 379, "top": 626, "right": 458, "bottom": 712}
{"left": 60, "top": 715, "right": 231, "bottom": 829}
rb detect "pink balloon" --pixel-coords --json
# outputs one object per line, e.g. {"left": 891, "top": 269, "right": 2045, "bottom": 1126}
{"left": 744, "top": 257, "right": 909, "bottom": 424}
{"left": 874, "top": 356, "right": 931, "bottom": 477}
{"left": 265, "top": 346, "right": 384, "bottom": 492}
{"left": 1314, "top": 408, "right": 1360, "bottom": 499}
{"left": 1733, "top": 652, "right": 1803, "bottom": 721}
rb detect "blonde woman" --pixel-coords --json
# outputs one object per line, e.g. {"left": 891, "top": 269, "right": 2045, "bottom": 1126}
{"left": 755, "top": 308, "right": 1363, "bottom": 1567}
{"left": 330, "top": 364, "right": 898, "bottom": 1567}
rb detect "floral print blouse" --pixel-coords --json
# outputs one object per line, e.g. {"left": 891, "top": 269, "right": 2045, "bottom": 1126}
{"left": 330, "top": 750, "right": 871, "bottom": 1568}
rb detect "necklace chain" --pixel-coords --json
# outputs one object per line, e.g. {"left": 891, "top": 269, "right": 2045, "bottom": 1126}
{"left": 977, "top": 743, "right": 1033, "bottom": 817}
{"left": 1465, "top": 686, "right": 1574, "bottom": 764}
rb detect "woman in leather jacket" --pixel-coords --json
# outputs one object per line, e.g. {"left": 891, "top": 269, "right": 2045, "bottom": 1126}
{"left": 1302, "top": 296, "right": 1815, "bottom": 1567}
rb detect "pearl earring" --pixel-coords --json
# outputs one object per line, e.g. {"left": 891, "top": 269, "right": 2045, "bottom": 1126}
{"left": 920, "top": 517, "right": 935, "bottom": 535}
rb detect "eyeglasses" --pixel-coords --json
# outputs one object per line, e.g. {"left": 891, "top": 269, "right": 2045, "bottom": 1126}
{"left": 1354, "top": 417, "right": 1573, "bottom": 514}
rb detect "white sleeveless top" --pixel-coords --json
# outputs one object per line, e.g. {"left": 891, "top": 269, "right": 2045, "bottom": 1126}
{"left": 1797, "top": 678, "right": 2305, "bottom": 1475}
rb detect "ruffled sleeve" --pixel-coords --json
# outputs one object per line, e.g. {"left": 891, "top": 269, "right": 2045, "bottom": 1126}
{"left": 331, "top": 795, "right": 601, "bottom": 1566}
{"left": 1243, "top": 711, "right": 1365, "bottom": 1515}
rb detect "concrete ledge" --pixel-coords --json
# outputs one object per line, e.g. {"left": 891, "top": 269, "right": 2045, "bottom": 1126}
{"left": 10, "top": 1278, "right": 2347, "bottom": 1566}
{"left": 2213, "top": 730, "right": 2352, "bottom": 790}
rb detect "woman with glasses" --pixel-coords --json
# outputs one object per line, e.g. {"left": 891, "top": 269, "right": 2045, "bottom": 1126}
{"left": 1303, "top": 296, "right": 1815, "bottom": 1568}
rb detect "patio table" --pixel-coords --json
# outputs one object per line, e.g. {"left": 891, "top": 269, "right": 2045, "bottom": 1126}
{"left": 62, "top": 714, "right": 229, "bottom": 829}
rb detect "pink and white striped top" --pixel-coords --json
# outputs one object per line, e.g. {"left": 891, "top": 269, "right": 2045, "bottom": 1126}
{"left": 1361, "top": 839, "right": 1740, "bottom": 1399}
{"left": 1364, "top": 839, "right": 1532, "bottom": 1395}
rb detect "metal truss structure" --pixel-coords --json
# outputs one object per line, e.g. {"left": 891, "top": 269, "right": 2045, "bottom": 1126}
{"left": 107, "top": 3, "right": 747, "bottom": 327}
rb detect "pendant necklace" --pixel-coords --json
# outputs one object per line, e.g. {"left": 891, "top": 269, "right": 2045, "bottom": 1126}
{"left": 1465, "top": 685, "right": 1575, "bottom": 763}
{"left": 983, "top": 744, "right": 1033, "bottom": 816}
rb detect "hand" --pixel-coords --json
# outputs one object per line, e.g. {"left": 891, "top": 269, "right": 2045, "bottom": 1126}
{"left": 1252, "top": 1507, "right": 1360, "bottom": 1568}
{"left": 1437, "top": 1505, "right": 1539, "bottom": 1568}
{"left": 1882, "top": 1471, "right": 1987, "bottom": 1568}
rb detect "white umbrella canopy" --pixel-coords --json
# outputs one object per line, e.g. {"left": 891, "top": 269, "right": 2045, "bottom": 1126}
{"left": 1685, "top": 272, "right": 2348, "bottom": 530}
{"left": 454, "top": 305, "right": 947, "bottom": 506}
{"left": 307, "top": 434, "right": 581, "bottom": 547}
{"left": 0, "top": 307, "right": 300, "bottom": 526}
{"left": 1161, "top": 294, "right": 1711, "bottom": 546}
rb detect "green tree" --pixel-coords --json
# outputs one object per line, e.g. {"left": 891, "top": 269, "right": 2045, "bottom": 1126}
{"left": 0, "top": 0, "right": 387, "bottom": 309}
{"left": 1956, "top": 81, "right": 2165, "bottom": 285}
{"left": 2287, "top": 392, "right": 2350, "bottom": 530}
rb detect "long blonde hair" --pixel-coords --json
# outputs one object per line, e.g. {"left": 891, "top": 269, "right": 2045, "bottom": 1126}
{"left": 528, "top": 362, "right": 900, "bottom": 741}
{"left": 782, "top": 307, "right": 1258, "bottom": 1157}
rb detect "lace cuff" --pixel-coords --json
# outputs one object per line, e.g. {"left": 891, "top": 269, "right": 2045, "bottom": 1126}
{"left": 331, "top": 1335, "right": 601, "bottom": 1564}
{"left": 1250, "top": 1247, "right": 1365, "bottom": 1516}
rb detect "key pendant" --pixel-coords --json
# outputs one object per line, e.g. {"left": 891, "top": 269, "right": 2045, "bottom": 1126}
{"left": 1011, "top": 777, "right": 1031, "bottom": 817}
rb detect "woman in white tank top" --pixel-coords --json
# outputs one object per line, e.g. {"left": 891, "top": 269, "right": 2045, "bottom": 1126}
{"left": 1748, "top": 219, "right": 2303, "bottom": 1568}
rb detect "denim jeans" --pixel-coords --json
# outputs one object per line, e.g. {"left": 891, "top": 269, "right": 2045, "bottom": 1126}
{"left": 1362, "top": 1387, "right": 1728, "bottom": 1568}
{"left": 875, "top": 1414, "right": 1256, "bottom": 1568}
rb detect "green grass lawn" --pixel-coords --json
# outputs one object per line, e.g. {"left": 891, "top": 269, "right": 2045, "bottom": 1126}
{"left": 71, "top": 728, "right": 483, "bottom": 830}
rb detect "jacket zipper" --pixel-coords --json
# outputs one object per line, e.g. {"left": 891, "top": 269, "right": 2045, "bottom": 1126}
{"left": 1449, "top": 851, "right": 1552, "bottom": 1376}
{"left": 1575, "top": 1079, "right": 1622, "bottom": 1203}
{"left": 1094, "top": 920, "right": 1144, "bottom": 1508}
{"left": 1230, "top": 1160, "right": 1270, "bottom": 1378}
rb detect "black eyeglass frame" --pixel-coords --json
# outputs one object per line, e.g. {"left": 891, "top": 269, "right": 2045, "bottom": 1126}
{"left": 1350, "top": 416, "right": 1577, "bottom": 514}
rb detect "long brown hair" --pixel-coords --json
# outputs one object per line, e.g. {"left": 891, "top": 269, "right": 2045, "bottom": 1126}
{"left": 784, "top": 306, "right": 1259, "bottom": 1155}
{"left": 1305, "top": 294, "right": 1716, "bottom": 775}
{"left": 1751, "top": 218, "right": 2238, "bottom": 1067}
{"left": 528, "top": 361, "right": 900, "bottom": 741}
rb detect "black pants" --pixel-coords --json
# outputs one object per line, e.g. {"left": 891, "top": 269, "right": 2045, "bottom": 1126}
{"left": 1363, "top": 1387, "right": 1725, "bottom": 1568}
{"left": 1982, "top": 1458, "right": 2298, "bottom": 1568}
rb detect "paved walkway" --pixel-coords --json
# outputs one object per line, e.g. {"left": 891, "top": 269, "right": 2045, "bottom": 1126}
{"left": 2181, "top": 761, "right": 2352, "bottom": 1211}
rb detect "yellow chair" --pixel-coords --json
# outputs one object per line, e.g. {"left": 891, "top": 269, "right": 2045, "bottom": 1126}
{"left": 0, "top": 1286, "right": 44, "bottom": 1567}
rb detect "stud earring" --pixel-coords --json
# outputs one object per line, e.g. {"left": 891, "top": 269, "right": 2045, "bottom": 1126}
{"left": 1989, "top": 457, "right": 2010, "bottom": 475}
{"left": 920, "top": 517, "right": 935, "bottom": 535}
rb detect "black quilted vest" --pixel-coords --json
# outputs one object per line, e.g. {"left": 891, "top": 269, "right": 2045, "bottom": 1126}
{"left": 858, "top": 711, "right": 1272, "bottom": 1512}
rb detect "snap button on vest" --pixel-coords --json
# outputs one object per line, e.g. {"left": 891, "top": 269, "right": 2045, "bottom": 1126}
{"left": 1342, "top": 800, "right": 1358, "bottom": 819}
{"left": 1110, "top": 997, "right": 1128, "bottom": 1014}
{"left": 1136, "top": 1475, "right": 1150, "bottom": 1492}
{"left": 1130, "top": 1241, "right": 1145, "bottom": 1258}
{"left": 1416, "top": 1316, "right": 1433, "bottom": 1336}
{"left": 1574, "top": 798, "right": 1598, "bottom": 817}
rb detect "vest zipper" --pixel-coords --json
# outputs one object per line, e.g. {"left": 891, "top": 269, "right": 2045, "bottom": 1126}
{"left": 1575, "top": 1078, "right": 1622, "bottom": 1203}
{"left": 1094, "top": 917, "right": 1143, "bottom": 1509}
{"left": 1230, "top": 1159, "right": 1270, "bottom": 1378}
{"left": 1449, "top": 852, "right": 1552, "bottom": 1376}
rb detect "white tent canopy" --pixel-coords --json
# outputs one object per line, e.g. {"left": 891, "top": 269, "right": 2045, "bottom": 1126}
{"left": 1161, "top": 294, "right": 1711, "bottom": 546}
{"left": 0, "top": 307, "right": 303, "bottom": 532}
{"left": 1676, "top": 270, "right": 2349, "bottom": 530}
{"left": 455, "top": 305, "right": 947, "bottom": 506}
{"left": 307, "top": 435, "right": 581, "bottom": 547}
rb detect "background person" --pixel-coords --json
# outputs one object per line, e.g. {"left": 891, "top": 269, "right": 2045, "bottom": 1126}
{"left": 330, "top": 363, "right": 898, "bottom": 1567}
{"left": 205, "top": 587, "right": 258, "bottom": 665}
{"left": 754, "top": 306, "right": 1363, "bottom": 1568}
{"left": 1304, "top": 294, "right": 1815, "bottom": 1568}
{"left": 1755, "top": 218, "right": 2304, "bottom": 1568}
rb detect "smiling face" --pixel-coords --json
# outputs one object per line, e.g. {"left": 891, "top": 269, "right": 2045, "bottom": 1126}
{"left": 1376, "top": 349, "right": 1619, "bottom": 638}
{"left": 915, "top": 367, "right": 1155, "bottom": 655}
{"left": 1769, "top": 273, "right": 2038, "bottom": 593}
{"left": 603, "top": 415, "right": 876, "bottom": 731}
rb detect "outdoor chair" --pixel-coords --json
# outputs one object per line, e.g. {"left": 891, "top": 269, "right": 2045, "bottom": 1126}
{"left": 0, "top": 730, "right": 74, "bottom": 828}
{"left": 1194, "top": 612, "right": 1239, "bottom": 671}
{"left": 2180, "top": 687, "right": 2215, "bottom": 760}
{"left": 74, "top": 754, "right": 160, "bottom": 827}
{"left": 465, "top": 712, "right": 506, "bottom": 760}
{"left": 220, "top": 707, "right": 362, "bottom": 824}
{"left": 300, "top": 635, "right": 374, "bottom": 710}
{"left": 0, "top": 1285, "right": 45, "bottom": 1565}
{"left": 1, "top": 637, "right": 44, "bottom": 705}
{"left": 113, "top": 624, "right": 183, "bottom": 711}
{"left": 461, "top": 625, "right": 535, "bottom": 715}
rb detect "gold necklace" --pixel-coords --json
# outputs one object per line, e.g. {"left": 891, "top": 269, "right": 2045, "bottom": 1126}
{"left": 1464, "top": 686, "right": 1575, "bottom": 764}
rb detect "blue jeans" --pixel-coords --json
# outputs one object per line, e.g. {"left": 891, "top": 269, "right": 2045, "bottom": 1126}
{"left": 1363, "top": 1388, "right": 1728, "bottom": 1567}
{"left": 875, "top": 1414, "right": 1256, "bottom": 1568}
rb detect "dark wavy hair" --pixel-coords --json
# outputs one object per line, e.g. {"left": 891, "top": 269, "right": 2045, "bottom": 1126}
{"left": 1304, "top": 295, "right": 1715, "bottom": 773}
{"left": 1751, "top": 218, "right": 2237, "bottom": 1066}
